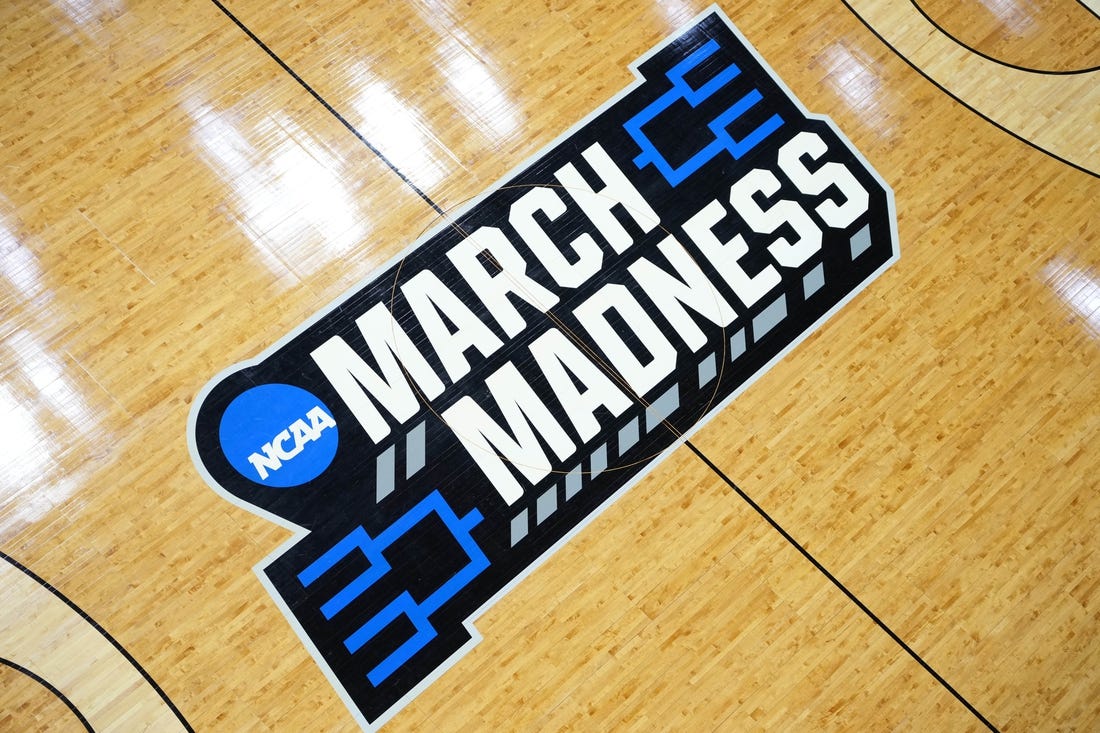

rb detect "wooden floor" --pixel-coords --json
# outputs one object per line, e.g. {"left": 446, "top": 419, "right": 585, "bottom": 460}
{"left": 1, "top": 0, "right": 1097, "bottom": 730}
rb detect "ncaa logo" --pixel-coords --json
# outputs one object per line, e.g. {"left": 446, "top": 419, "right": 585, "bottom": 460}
{"left": 218, "top": 384, "right": 338, "bottom": 488}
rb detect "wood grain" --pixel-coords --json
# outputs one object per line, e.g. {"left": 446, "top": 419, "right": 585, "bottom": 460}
{"left": 0, "top": 0, "right": 1096, "bottom": 730}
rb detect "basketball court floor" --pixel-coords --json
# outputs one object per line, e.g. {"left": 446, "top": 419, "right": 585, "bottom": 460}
{"left": 1, "top": 1, "right": 1097, "bottom": 730}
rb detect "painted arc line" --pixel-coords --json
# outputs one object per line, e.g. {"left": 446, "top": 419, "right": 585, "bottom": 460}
{"left": 0, "top": 657, "right": 93, "bottom": 732}
{"left": 845, "top": 0, "right": 1099, "bottom": 176}
{"left": 0, "top": 555, "right": 190, "bottom": 732}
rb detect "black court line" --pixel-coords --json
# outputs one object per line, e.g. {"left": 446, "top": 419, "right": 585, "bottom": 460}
{"left": 910, "top": 0, "right": 1100, "bottom": 74}
{"left": 0, "top": 551, "right": 194, "bottom": 733}
{"left": 842, "top": 0, "right": 1099, "bottom": 179}
{"left": 204, "top": 4, "right": 1002, "bottom": 729}
{"left": 685, "top": 443, "right": 1000, "bottom": 731}
{"left": 208, "top": 0, "right": 446, "bottom": 216}
{"left": 0, "top": 657, "right": 95, "bottom": 733}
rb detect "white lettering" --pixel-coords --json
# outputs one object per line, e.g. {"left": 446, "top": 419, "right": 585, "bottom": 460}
{"left": 778, "top": 131, "right": 869, "bottom": 229}
{"left": 287, "top": 419, "right": 313, "bottom": 456}
{"left": 731, "top": 168, "right": 822, "bottom": 269}
{"left": 510, "top": 186, "right": 603, "bottom": 289}
{"left": 306, "top": 405, "right": 337, "bottom": 435}
{"left": 529, "top": 328, "right": 632, "bottom": 442}
{"left": 682, "top": 199, "right": 781, "bottom": 308}
{"left": 554, "top": 142, "right": 660, "bottom": 254}
{"left": 247, "top": 445, "right": 282, "bottom": 481}
{"left": 573, "top": 283, "right": 677, "bottom": 396}
{"left": 401, "top": 270, "right": 503, "bottom": 383}
{"left": 270, "top": 429, "right": 295, "bottom": 461}
{"left": 245, "top": 406, "right": 336, "bottom": 480}
{"left": 441, "top": 363, "right": 575, "bottom": 505}
{"left": 311, "top": 303, "right": 445, "bottom": 442}
{"left": 446, "top": 226, "right": 559, "bottom": 338}
{"left": 628, "top": 234, "right": 737, "bottom": 352}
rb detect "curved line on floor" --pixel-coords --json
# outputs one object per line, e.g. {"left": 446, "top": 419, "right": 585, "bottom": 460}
{"left": 841, "top": 0, "right": 1099, "bottom": 178}
{"left": 0, "top": 656, "right": 94, "bottom": 732}
{"left": 909, "top": 0, "right": 1100, "bottom": 74}
{"left": 0, "top": 551, "right": 194, "bottom": 732}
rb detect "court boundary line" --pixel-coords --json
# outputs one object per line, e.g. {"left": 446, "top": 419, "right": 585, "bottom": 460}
{"left": 909, "top": 0, "right": 1100, "bottom": 74}
{"left": 208, "top": 0, "right": 446, "bottom": 216}
{"left": 203, "top": 4, "right": 1001, "bottom": 730}
{"left": 0, "top": 551, "right": 195, "bottom": 733}
{"left": 0, "top": 657, "right": 94, "bottom": 732}
{"left": 685, "top": 442, "right": 1000, "bottom": 732}
{"left": 841, "top": 0, "right": 1099, "bottom": 179}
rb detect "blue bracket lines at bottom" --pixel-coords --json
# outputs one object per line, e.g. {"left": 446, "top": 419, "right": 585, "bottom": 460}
{"left": 297, "top": 490, "right": 489, "bottom": 686}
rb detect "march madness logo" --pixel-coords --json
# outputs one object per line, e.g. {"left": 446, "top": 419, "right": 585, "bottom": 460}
{"left": 188, "top": 8, "right": 898, "bottom": 730}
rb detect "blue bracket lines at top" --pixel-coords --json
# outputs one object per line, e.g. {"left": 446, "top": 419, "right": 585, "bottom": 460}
{"left": 624, "top": 38, "right": 784, "bottom": 187}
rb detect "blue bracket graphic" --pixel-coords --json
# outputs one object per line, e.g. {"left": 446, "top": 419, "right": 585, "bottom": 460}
{"left": 297, "top": 491, "right": 488, "bottom": 686}
{"left": 624, "top": 38, "right": 784, "bottom": 186}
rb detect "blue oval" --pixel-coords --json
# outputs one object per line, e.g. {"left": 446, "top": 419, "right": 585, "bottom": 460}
{"left": 219, "top": 384, "right": 338, "bottom": 487}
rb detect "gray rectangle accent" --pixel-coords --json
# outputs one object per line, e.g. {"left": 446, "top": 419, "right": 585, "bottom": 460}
{"left": 618, "top": 417, "right": 639, "bottom": 455}
{"left": 697, "top": 352, "right": 717, "bottom": 387}
{"left": 510, "top": 509, "right": 528, "bottom": 546}
{"left": 729, "top": 328, "right": 746, "bottom": 359}
{"left": 646, "top": 384, "right": 680, "bottom": 433}
{"left": 376, "top": 444, "right": 396, "bottom": 502}
{"left": 536, "top": 487, "right": 558, "bottom": 524}
{"left": 565, "top": 466, "right": 582, "bottom": 499}
{"left": 752, "top": 294, "right": 787, "bottom": 340}
{"left": 850, "top": 223, "right": 872, "bottom": 259}
{"left": 803, "top": 262, "right": 826, "bottom": 298}
{"left": 590, "top": 445, "right": 607, "bottom": 478}
{"left": 405, "top": 420, "right": 426, "bottom": 478}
